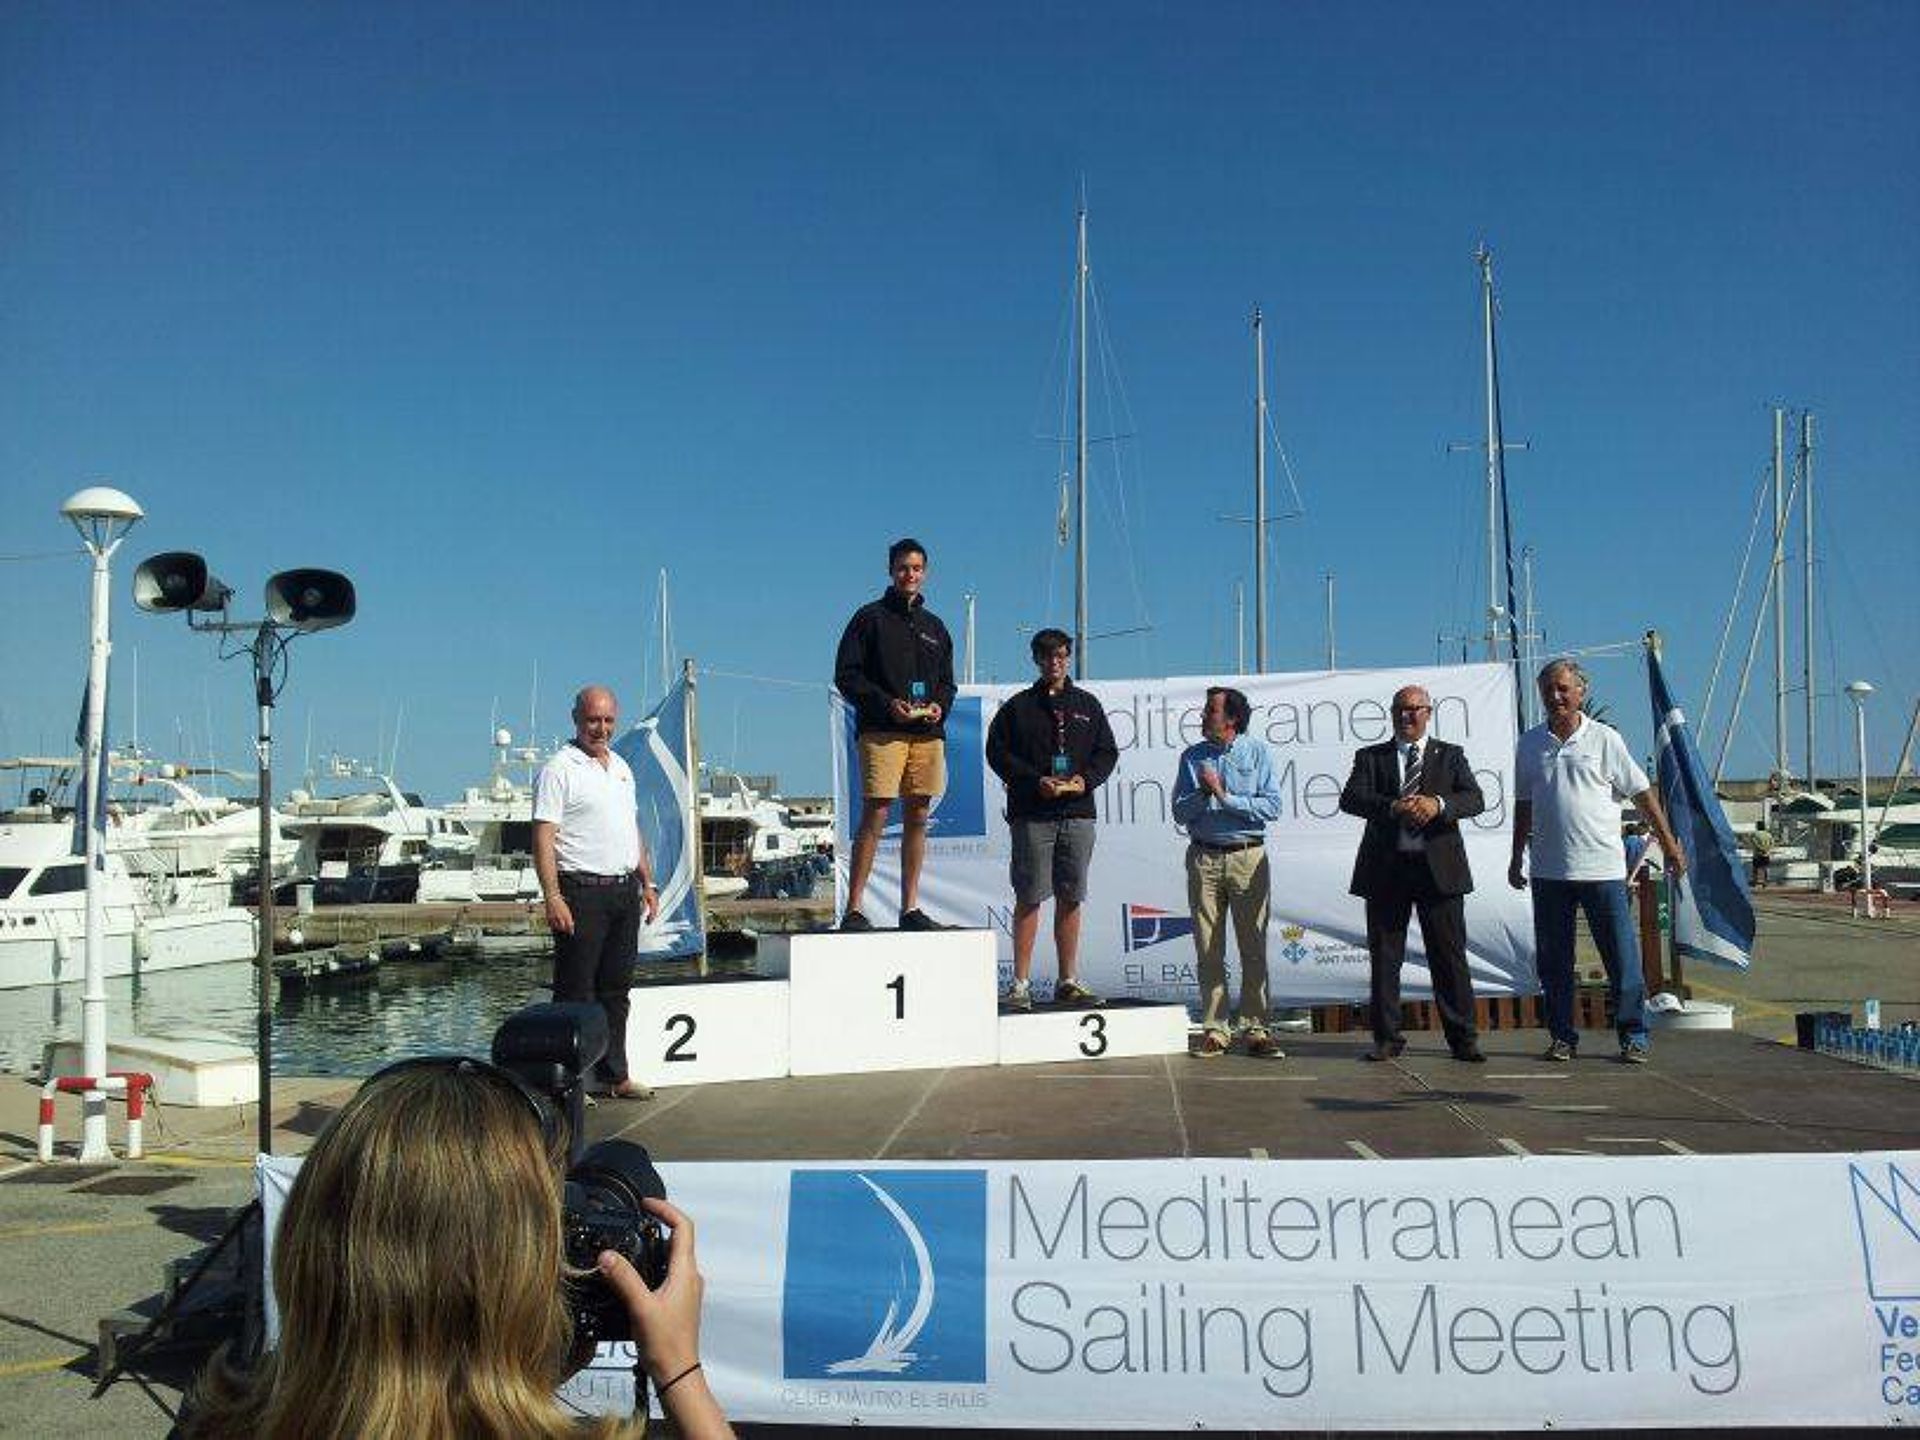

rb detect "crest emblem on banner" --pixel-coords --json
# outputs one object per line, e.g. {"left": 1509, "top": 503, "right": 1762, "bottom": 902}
{"left": 1850, "top": 1160, "right": 1920, "bottom": 1301}
{"left": 1122, "top": 903, "right": 1194, "bottom": 952}
{"left": 782, "top": 1170, "right": 987, "bottom": 1382}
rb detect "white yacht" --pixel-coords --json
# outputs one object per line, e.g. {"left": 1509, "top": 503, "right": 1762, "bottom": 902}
{"left": 277, "top": 762, "right": 473, "bottom": 904}
{"left": 417, "top": 731, "right": 545, "bottom": 904}
{"left": 698, "top": 771, "right": 819, "bottom": 901}
{"left": 0, "top": 807, "right": 256, "bottom": 991}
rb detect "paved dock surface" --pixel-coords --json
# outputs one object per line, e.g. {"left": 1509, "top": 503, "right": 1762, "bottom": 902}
{"left": 1, "top": 893, "right": 1913, "bottom": 1437}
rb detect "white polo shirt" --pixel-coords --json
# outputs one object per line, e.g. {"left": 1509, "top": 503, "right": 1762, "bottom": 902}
{"left": 532, "top": 742, "right": 640, "bottom": 876}
{"left": 1514, "top": 714, "right": 1648, "bottom": 881}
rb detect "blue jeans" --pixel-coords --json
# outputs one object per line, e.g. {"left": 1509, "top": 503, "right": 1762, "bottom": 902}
{"left": 1531, "top": 878, "right": 1649, "bottom": 1050}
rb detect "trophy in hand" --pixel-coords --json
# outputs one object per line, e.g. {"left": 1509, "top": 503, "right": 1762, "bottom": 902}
{"left": 904, "top": 679, "right": 934, "bottom": 723}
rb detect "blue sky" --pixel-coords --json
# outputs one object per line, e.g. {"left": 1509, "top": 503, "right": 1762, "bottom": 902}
{"left": 3, "top": 2, "right": 1914, "bottom": 800}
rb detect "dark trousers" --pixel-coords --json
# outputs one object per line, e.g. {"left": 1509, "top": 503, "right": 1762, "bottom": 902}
{"left": 1364, "top": 853, "right": 1478, "bottom": 1050}
{"left": 552, "top": 875, "right": 640, "bottom": 1084}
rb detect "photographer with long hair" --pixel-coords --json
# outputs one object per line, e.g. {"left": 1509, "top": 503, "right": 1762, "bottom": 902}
{"left": 185, "top": 1060, "right": 732, "bottom": 1439}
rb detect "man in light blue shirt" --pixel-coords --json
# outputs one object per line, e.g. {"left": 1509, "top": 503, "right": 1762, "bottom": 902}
{"left": 1172, "top": 685, "right": 1286, "bottom": 1057}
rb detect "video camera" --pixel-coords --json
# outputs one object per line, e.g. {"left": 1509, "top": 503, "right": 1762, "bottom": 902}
{"left": 492, "top": 1001, "right": 669, "bottom": 1348}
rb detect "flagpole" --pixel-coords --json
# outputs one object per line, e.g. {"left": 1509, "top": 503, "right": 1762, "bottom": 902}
{"left": 683, "top": 657, "right": 709, "bottom": 978}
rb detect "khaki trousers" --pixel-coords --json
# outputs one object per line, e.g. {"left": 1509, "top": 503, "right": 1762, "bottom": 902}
{"left": 1186, "top": 843, "right": 1271, "bottom": 1037}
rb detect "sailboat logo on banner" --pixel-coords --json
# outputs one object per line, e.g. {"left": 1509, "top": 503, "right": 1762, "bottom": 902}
{"left": 782, "top": 1169, "right": 987, "bottom": 1383}
{"left": 1850, "top": 1160, "right": 1920, "bottom": 1302}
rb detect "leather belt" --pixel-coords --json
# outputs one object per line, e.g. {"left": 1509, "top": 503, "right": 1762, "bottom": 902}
{"left": 560, "top": 870, "right": 634, "bottom": 887}
{"left": 1195, "top": 839, "right": 1263, "bottom": 854}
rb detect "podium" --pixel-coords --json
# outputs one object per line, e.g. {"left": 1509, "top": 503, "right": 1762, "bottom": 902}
{"left": 787, "top": 929, "right": 999, "bottom": 1076}
{"left": 997, "top": 999, "right": 1192, "bottom": 1066}
{"left": 627, "top": 976, "right": 791, "bottom": 1088}
{"left": 622, "top": 928, "right": 1189, "bottom": 1086}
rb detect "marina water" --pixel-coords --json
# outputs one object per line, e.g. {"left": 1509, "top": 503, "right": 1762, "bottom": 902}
{"left": 0, "top": 948, "right": 560, "bottom": 1077}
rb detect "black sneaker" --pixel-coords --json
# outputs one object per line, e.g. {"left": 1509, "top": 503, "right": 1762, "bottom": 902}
{"left": 898, "top": 908, "right": 949, "bottom": 932}
{"left": 838, "top": 909, "right": 874, "bottom": 933}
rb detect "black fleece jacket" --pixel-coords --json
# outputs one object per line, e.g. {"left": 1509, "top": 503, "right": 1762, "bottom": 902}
{"left": 833, "top": 588, "right": 957, "bottom": 738}
{"left": 984, "top": 680, "right": 1119, "bottom": 820}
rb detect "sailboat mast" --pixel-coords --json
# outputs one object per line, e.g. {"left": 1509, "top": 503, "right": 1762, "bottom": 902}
{"left": 1253, "top": 305, "right": 1269, "bottom": 672}
{"left": 658, "top": 568, "right": 672, "bottom": 706}
{"left": 964, "top": 592, "right": 977, "bottom": 685}
{"left": 1800, "top": 412, "right": 1816, "bottom": 790}
{"left": 1074, "top": 203, "right": 1090, "bottom": 677}
{"left": 1771, "top": 407, "right": 1788, "bottom": 784}
{"left": 1323, "top": 572, "right": 1336, "bottom": 671}
{"left": 1478, "top": 247, "right": 1500, "bottom": 661}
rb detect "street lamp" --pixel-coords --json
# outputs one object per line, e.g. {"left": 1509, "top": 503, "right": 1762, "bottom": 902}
{"left": 1845, "top": 680, "right": 1874, "bottom": 894}
{"left": 133, "top": 553, "right": 355, "bottom": 1156}
{"left": 60, "top": 486, "right": 143, "bottom": 1163}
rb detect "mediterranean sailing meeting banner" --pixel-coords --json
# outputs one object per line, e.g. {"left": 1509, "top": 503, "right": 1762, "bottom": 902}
{"left": 832, "top": 662, "right": 1538, "bottom": 1001}
{"left": 257, "top": 1150, "right": 1920, "bottom": 1428}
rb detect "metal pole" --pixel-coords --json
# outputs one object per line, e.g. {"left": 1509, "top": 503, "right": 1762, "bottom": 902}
{"left": 1771, "top": 407, "right": 1788, "bottom": 785}
{"left": 78, "top": 546, "right": 114, "bottom": 1162}
{"left": 1253, "top": 305, "right": 1268, "bottom": 672}
{"left": 1800, "top": 412, "right": 1815, "bottom": 791}
{"left": 1855, "top": 696, "right": 1873, "bottom": 894}
{"left": 1323, "top": 572, "right": 1336, "bottom": 671}
{"left": 1073, "top": 203, "right": 1090, "bottom": 678}
{"left": 683, "top": 658, "right": 709, "bottom": 978}
{"left": 964, "top": 592, "right": 976, "bottom": 685}
{"left": 1479, "top": 247, "right": 1500, "bottom": 661}
{"left": 1521, "top": 546, "right": 1538, "bottom": 728}
{"left": 253, "top": 637, "right": 275, "bottom": 1158}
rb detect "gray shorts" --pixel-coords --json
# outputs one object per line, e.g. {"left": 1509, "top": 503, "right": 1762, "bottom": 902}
{"left": 1010, "top": 817, "right": 1096, "bottom": 906}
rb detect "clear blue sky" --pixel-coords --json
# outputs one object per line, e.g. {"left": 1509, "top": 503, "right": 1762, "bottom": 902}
{"left": 3, "top": 2, "right": 1915, "bottom": 800}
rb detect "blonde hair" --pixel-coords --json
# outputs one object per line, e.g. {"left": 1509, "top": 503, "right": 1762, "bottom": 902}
{"left": 187, "top": 1064, "right": 639, "bottom": 1439}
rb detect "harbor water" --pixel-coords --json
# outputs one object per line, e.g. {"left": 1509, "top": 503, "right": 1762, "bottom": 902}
{"left": 0, "top": 948, "right": 564, "bottom": 1077}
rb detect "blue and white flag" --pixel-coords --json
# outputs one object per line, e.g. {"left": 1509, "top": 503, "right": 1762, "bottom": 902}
{"left": 1649, "top": 647, "right": 1755, "bottom": 968}
{"left": 70, "top": 678, "right": 110, "bottom": 869}
{"left": 616, "top": 676, "right": 703, "bottom": 961}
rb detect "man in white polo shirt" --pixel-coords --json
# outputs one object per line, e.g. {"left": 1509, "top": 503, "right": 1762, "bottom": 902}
{"left": 533, "top": 685, "right": 658, "bottom": 1099}
{"left": 1509, "top": 658, "right": 1686, "bottom": 1064}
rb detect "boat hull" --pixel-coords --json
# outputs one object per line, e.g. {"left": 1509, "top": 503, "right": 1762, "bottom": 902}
{"left": 0, "top": 908, "right": 257, "bottom": 991}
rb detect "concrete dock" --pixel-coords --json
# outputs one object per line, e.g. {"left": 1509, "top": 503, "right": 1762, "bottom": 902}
{"left": 1, "top": 893, "right": 1913, "bottom": 1437}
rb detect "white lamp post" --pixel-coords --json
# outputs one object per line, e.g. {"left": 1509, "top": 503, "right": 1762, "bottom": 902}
{"left": 1845, "top": 680, "right": 1875, "bottom": 894}
{"left": 60, "top": 485, "right": 143, "bottom": 1162}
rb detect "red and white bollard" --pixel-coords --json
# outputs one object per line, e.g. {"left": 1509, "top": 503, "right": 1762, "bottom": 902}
{"left": 1852, "top": 888, "right": 1893, "bottom": 920}
{"left": 37, "top": 1071, "right": 154, "bottom": 1162}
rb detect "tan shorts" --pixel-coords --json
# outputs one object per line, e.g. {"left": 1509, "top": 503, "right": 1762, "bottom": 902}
{"left": 858, "top": 732, "right": 946, "bottom": 800}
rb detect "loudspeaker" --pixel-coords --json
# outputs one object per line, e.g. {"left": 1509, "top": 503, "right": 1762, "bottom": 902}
{"left": 265, "top": 568, "right": 356, "bottom": 631}
{"left": 132, "top": 552, "right": 233, "bottom": 613}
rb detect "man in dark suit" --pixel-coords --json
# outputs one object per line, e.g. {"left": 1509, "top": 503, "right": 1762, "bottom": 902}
{"left": 1338, "top": 684, "right": 1488, "bottom": 1062}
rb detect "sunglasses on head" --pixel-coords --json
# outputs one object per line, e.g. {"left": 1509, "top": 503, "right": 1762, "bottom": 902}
{"left": 367, "top": 1055, "right": 567, "bottom": 1155}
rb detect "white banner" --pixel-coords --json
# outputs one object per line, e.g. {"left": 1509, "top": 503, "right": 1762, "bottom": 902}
{"left": 833, "top": 663, "right": 1539, "bottom": 1003}
{"left": 262, "top": 1151, "right": 1920, "bottom": 1429}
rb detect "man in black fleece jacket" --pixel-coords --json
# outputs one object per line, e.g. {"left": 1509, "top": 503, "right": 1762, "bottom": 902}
{"left": 833, "top": 537, "right": 957, "bottom": 931}
{"left": 985, "top": 629, "right": 1118, "bottom": 1007}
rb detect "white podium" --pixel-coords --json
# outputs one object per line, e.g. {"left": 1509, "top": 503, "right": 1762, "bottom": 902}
{"left": 786, "top": 929, "right": 999, "bottom": 1076}
{"left": 626, "top": 977, "right": 790, "bottom": 1087}
{"left": 996, "top": 1000, "right": 1191, "bottom": 1066}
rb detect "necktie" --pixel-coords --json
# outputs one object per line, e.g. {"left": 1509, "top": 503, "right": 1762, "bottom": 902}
{"left": 1401, "top": 743, "right": 1421, "bottom": 800}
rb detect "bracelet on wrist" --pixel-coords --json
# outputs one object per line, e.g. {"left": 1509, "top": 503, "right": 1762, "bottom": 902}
{"left": 657, "top": 1360, "right": 701, "bottom": 1396}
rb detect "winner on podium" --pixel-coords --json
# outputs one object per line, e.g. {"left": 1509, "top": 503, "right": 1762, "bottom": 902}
{"left": 833, "top": 536, "right": 957, "bottom": 933}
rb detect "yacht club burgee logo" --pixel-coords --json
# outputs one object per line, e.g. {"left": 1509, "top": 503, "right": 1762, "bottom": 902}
{"left": 783, "top": 1169, "right": 988, "bottom": 1384}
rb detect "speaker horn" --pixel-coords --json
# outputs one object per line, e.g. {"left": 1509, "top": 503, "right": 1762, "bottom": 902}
{"left": 132, "top": 551, "right": 233, "bottom": 613}
{"left": 265, "top": 569, "right": 356, "bottom": 632}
